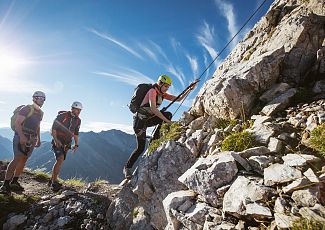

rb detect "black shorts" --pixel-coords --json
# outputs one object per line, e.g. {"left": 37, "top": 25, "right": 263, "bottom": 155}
{"left": 51, "top": 139, "right": 71, "bottom": 160}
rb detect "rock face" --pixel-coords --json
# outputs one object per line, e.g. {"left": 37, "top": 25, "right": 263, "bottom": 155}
{"left": 107, "top": 141, "right": 196, "bottom": 230}
{"left": 178, "top": 153, "right": 238, "bottom": 207}
{"left": 189, "top": 0, "right": 325, "bottom": 119}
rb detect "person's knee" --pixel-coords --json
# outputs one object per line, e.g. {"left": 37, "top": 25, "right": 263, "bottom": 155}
{"left": 164, "top": 112, "right": 172, "bottom": 120}
{"left": 55, "top": 155, "right": 64, "bottom": 165}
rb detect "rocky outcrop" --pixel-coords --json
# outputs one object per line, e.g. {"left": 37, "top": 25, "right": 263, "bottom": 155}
{"left": 189, "top": 0, "right": 325, "bottom": 119}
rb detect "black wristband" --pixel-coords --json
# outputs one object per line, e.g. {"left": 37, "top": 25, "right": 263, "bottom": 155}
{"left": 75, "top": 144, "right": 79, "bottom": 147}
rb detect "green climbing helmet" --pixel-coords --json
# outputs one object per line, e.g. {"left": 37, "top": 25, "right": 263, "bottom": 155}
{"left": 158, "top": 74, "right": 172, "bottom": 85}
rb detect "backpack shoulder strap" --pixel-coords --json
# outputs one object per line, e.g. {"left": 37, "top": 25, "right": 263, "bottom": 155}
{"left": 26, "top": 105, "right": 34, "bottom": 119}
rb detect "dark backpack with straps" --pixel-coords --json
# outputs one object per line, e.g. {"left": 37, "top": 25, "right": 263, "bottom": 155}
{"left": 128, "top": 83, "right": 153, "bottom": 113}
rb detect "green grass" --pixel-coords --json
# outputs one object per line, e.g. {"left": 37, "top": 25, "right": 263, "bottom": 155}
{"left": 64, "top": 178, "right": 86, "bottom": 187}
{"left": 309, "top": 124, "right": 325, "bottom": 156}
{"left": 221, "top": 131, "right": 259, "bottom": 152}
{"left": 31, "top": 170, "right": 51, "bottom": 181}
{"left": 214, "top": 119, "right": 238, "bottom": 129}
{"left": 0, "top": 194, "right": 40, "bottom": 226}
{"left": 94, "top": 179, "right": 108, "bottom": 185}
{"left": 290, "top": 218, "right": 325, "bottom": 230}
{"left": 147, "top": 122, "right": 185, "bottom": 154}
{"left": 131, "top": 207, "right": 140, "bottom": 219}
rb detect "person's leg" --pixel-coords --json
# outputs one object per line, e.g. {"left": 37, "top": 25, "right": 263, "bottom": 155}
{"left": 125, "top": 134, "right": 146, "bottom": 169}
{"left": 1, "top": 135, "right": 25, "bottom": 193}
{"left": 147, "top": 111, "right": 172, "bottom": 141}
{"left": 124, "top": 116, "right": 147, "bottom": 178}
{"left": 13, "top": 155, "right": 28, "bottom": 178}
{"left": 51, "top": 154, "right": 65, "bottom": 183}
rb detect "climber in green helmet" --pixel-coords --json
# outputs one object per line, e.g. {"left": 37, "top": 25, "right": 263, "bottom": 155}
{"left": 123, "top": 74, "right": 198, "bottom": 179}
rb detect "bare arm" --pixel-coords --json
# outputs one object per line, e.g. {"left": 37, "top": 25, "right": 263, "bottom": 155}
{"left": 15, "top": 115, "right": 27, "bottom": 145}
{"left": 72, "top": 135, "right": 79, "bottom": 153}
{"left": 35, "top": 126, "right": 41, "bottom": 147}
{"left": 165, "top": 80, "right": 199, "bottom": 102}
{"left": 149, "top": 91, "right": 171, "bottom": 123}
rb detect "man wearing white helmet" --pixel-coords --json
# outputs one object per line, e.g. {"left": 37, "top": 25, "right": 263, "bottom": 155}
{"left": 0, "top": 91, "right": 46, "bottom": 194}
{"left": 49, "top": 101, "right": 82, "bottom": 191}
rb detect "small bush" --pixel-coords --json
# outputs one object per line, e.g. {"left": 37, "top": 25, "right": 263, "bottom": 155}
{"left": 147, "top": 122, "right": 185, "bottom": 154}
{"left": 291, "top": 218, "right": 325, "bottom": 230}
{"left": 309, "top": 124, "right": 325, "bottom": 156}
{"left": 221, "top": 131, "right": 258, "bottom": 152}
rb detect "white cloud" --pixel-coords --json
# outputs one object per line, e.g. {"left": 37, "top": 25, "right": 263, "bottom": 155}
{"left": 170, "top": 37, "right": 182, "bottom": 54}
{"left": 214, "top": 0, "right": 239, "bottom": 49}
{"left": 40, "top": 121, "right": 53, "bottom": 132}
{"left": 138, "top": 43, "right": 159, "bottom": 63}
{"left": 0, "top": 77, "right": 50, "bottom": 94}
{"left": 149, "top": 40, "right": 170, "bottom": 63}
{"left": 93, "top": 68, "right": 154, "bottom": 87}
{"left": 165, "top": 65, "right": 185, "bottom": 88}
{"left": 186, "top": 54, "right": 199, "bottom": 79}
{"left": 196, "top": 21, "right": 218, "bottom": 60}
{"left": 88, "top": 28, "right": 143, "bottom": 59}
{"left": 0, "top": 101, "right": 6, "bottom": 104}
{"left": 81, "top": 121, "right": 133, "bottom": 134}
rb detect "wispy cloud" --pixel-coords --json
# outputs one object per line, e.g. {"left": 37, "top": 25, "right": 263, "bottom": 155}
{"left": 170, "top": 37, "right": 182, "bottom": 55}
{"left": 149, "top": 40, "right": 170, "bottom": 63}
{"left": 196, "top": 21, "right": 218, "bottom": 60}
{"left": 93, "top": 68, "right": 154, "bottom": 87}
{"left": 88, "top": 28, "right": 143, "bottom": 59}
{"left": 82, "top": 121, "right": 133, "bottom": 134}
{"left": 185, "top": 54, "right": 199, "bottom": 80}
{"left": 214, "top": 0, "right": 239, "bottom": 49}
{"left": 138, "top": 43, "right": 159, "bottom": 63}
{"left": 0, "top": 101, "right": 6, "bottom": 104}
{"left": 165, "top": 65, "right": 185, "bottom": 88}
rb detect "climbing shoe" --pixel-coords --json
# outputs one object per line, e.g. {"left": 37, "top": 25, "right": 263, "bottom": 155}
{"left": 51, "top": 181, "right": 62, "bottom": 192}
{"left": 10, "top": 180, "right": 24, "bottom": 191}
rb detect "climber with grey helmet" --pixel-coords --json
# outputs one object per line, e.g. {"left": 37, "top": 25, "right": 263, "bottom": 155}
{"left": 49, "top": 101, "right": 82, "bottom": 192}
{"left": 123, "top": 75, "right": 197, "bottom": 179}
{"left": 0, "top": 91, "right": 46, "bottom": 194}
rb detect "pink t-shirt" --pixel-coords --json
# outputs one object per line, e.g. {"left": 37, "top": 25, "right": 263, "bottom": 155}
{"left": 140, "top": 88, "right": 173, "bottom": 107}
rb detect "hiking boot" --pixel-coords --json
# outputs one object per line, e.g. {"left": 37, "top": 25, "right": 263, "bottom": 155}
{"left": 0, "top": 184, "right": 11, "bottom": 195}
{"left": 123, "top": 167, "right": 132, "bottom": 179}
{"left": 10, "top": 180, "right": 24, "bottom": 191}
{"left": 47, "top": 180, "right": 52, "bottom": 187}
{"left": 51, "top": 181, "right": 62, "bottom": 192}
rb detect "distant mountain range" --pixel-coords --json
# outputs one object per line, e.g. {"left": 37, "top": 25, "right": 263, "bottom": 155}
{"left": 0, "top": 128, "right": 137, "bottom": 184}
{"left": 0, "top": 128, "right": 52, "bottom": 142}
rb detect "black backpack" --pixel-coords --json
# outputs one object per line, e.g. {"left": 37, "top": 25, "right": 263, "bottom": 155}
{"left": 128, "top": 83, "right": 154, "bottom": 113}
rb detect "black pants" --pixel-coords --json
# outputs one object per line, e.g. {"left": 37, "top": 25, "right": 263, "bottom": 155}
{"left": 125, "top": 111, "right": 172, "bottom": 169}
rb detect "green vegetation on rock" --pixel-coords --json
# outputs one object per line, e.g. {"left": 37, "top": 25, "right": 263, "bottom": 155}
{"left": 147, "top": 122, "right": 185, "bottom": 154}
{"left": 309, "top": 123, "right": 325, "bottom": 156}
{"left": 221, "top": 131, "right": 258, "bottom": 152}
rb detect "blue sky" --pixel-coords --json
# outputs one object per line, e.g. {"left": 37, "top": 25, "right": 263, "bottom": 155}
{"left": 0, "top": 0, "right": 273, "bottom": 133}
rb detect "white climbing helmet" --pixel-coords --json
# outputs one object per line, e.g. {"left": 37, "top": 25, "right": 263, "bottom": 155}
{"left": 71, "top": 101, "right": 83, "bottom": 110}
{"left": 32, "top": 91, "right": 46, "bottom": 100}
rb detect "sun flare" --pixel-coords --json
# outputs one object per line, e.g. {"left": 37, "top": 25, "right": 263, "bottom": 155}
{"left": 0, "top": 45, "right": 30, "bottom": 77}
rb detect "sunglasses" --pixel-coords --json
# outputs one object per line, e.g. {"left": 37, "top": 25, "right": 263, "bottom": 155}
{"left": 34, "top": 96, "right": 46, "bottom": 101}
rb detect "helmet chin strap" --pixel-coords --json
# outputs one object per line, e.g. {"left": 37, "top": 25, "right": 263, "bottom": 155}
{"left": 33, "top": 101, "right": 41, "bottom": 109}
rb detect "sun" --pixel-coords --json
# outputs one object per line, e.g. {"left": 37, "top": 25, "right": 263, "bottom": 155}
{"left": 0, "top": 45, "right": 30, "bottom": 77}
